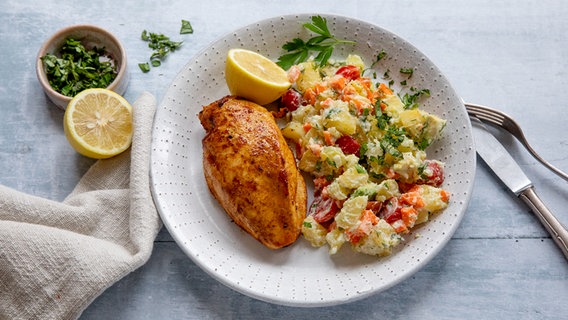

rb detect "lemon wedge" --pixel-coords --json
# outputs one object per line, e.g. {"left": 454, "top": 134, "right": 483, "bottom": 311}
{"left": 225, "top": 48, "right": 291, "bottom": 105}
{"left": 63, "top": 88, "right": 133, "bottom": 159}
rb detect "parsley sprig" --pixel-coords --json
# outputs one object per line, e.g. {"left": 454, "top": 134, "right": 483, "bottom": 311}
{"left": 277, "top": 16, "right": 356, "bottom": 70}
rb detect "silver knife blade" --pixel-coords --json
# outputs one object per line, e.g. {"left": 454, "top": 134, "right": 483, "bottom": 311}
{"left": 471, "top": 116, "right": 568, "bottom": 260}
{"left": 471, "top": 117, "right": 532, "bottom": 195}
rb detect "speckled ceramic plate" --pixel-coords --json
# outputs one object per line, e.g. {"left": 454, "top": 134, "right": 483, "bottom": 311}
{"left": 150, "top": 14, "right": 476, "bottom": 307}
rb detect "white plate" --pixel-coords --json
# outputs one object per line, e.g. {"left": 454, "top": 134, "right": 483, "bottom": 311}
{"left": 150, "top": 14, "right": 476, "bottom": 307}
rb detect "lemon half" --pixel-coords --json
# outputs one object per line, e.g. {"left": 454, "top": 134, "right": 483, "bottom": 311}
{"left": 225, "top": 48, "right": 291, "bottom": 105}
{"left": 63, "top": 88, "right": 133, "bottom": 159}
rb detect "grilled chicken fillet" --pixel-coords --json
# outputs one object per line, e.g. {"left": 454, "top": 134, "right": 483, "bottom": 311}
{"left": 198, "top": 96, "right": 307, "bottom": 249}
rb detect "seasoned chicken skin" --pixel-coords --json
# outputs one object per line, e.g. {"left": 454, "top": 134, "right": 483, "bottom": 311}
{"left": 198, "top": 96, "right": 307, "bottom": 249}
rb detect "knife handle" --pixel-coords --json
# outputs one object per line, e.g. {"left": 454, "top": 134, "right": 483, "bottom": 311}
{"left": 519, "top": 187, "right": 568, "bottom": 261}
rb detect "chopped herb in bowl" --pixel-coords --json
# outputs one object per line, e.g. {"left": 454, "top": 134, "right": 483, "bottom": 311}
{"left": 41, "top": 37, "right": 118, "bottom": 97}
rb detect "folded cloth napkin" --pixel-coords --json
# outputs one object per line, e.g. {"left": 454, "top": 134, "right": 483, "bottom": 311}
{"left": 0, "top": 92, "right": 162, "bottom": 320}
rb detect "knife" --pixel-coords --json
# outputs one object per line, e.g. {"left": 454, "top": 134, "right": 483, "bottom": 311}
{"left": 471, "top": 117, "right": 568, "bottom": 260}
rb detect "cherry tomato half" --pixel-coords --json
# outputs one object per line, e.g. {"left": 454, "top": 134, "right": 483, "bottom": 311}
{"left": 280, "top": 89, "right": 303, "bottom": 112}
{"left": 335, "top": 135, "right": 361, "bottom": 155}
{"left": 335, "top": 65, "right": 361, "bottom": 81}
{"left": 418, "top": 160, "right": 444, "bottom": 187}
{"left": 309, "top": 194, "right": 340, "bottom": 224}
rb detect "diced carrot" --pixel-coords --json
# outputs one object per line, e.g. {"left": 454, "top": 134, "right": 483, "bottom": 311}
{"left": 329, "top": 75, "right": 347, "bottom": 91}
{"left": 366, "top": 200, "right": 383, "bottom": 213}
{"left": 271, "top": 107, "right": 287, "bottom": 118}
{"left": 303, "top": 122, "right": 312, "bottom": 133}
{"left": 348, "top": 96, "right": 368, "bottom": 115}
{"left": 440, "top": 189, "right": 450, "bottom": 202}
{"left": 323, "top": 130, "right": 334, "bottom": 145}
{"left": 359, "top": 77, "right": 372, "bottom": 90}
{"left": 341, "top": 85, "right": 357, "bottom": 97}
{"left": 308, "top": 143, "right": 322, "bottom": 157}
{"left": 358, "top": 77, "right": 375, "bottom": 101}
{"left": 313, "top": 176, "right": 331, "bottom": 192}
{"left": 303, "top": 88, "right": 316, "bottom": 105}
{"left": 361, "top": 209, "right": 379, "bottom": 225}
{"left": 378, "top": 83, "right": 393, "bottom": 96}
{"left": 320, "top": 97, "right": 335, "bottom": 109}
{"left": 314, "top": 82, "right": 327, "bottom": 94}
{"left": 391, "top": 219, "right": 408, "bottom": 233}
{"left": 400, "top": 189, "right": 424, "bottom": 208}
{"left": 400, "top": 206, "right": 418, "bottom": 228}
{"left": 386, "top": 168, "right": 399, "bottom": 179}
{"left": 346, "top": 209, "right": 378, "bottom": 244}
{"left": 287, "top": 65, "right": 301, "bottom": 83}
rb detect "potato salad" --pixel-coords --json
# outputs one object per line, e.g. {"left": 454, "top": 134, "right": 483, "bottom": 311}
{"left": 277, "top": 54, "right": 450, "bottom": 257}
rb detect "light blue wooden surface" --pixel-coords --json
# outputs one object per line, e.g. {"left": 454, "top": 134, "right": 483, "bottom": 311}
{"left": 1, "top": 0, "right": 567, "bottom": 319}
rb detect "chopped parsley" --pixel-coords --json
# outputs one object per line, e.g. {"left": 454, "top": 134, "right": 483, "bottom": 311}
{"left": 41, "top": 37, "right": 117, "bottom": 97}
{"left": 180, "top": 19, "right": 194, "bottom": 34}
{"left": 139, "top": 19, "right": 194, "bottom": 73}
{"left": 400, "top": 67, "right": 414, "bottom": 78}
{"left": 400, "top": 87, "right": 430, "bottom": 110}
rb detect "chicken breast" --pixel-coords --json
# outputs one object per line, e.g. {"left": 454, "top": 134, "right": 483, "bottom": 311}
{"left": 198, "top": 96, "right": 307, "bottom": 249}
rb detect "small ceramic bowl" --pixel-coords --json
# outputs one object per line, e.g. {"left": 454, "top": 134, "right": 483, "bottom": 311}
{"left": 36, "top": 24, "right": 128, "bottom": 110}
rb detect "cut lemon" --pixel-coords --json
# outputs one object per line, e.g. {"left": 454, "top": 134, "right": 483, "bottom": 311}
{"left": 225, "top": 48, "right": 291, "bottom": 105}
{"left": 63, "top": 88, "right": 133, "bottom": 159}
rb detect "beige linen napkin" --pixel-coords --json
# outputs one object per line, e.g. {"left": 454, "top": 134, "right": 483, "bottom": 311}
{"left": 0, "top": 92, "right": 162, "bottom": 320}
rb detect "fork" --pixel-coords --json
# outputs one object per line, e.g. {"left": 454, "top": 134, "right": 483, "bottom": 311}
{"left": 465, "top": 102, "right": 568, "bottom": 182}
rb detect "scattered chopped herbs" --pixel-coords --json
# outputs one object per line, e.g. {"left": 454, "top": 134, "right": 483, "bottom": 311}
{"left": 325, "top": 158, "right": 337, "bottom": 168}
{"left": 382, "top": 126, "right": 406, "bottom": 148}
{"left": 364, "top": 49, "right": 387, "bottom": 75}
{"left": 41, "top": 37, "right": 117, "bottom": 97}
{"left": 359, "top": 142, "right": 368, "bottom": 158}
{"left": 400, "top": 87, "right": 431, "bottom": 109}
{"left": 354, "top": 164, "right": 367, "bottom": 174}
{"left": 277, "top": 15, "right": 356, "bottom": 70}
{"left": 370, "top": 49, "right": 387, "bottom": 69}
{"left": 400, "top": 67, "right": 414, "bottom": 78}
{"left": 180, "top": 19, "right": 194, "bottom": 34}
{"left": 417, "top": 163, "right": 428, "bottom": 179}
{"left": 139, "top": 19, "right": 193, "bottom": 73}
{"left": 375, "top": 102, "right": 391, "bottom": 130}
{"left": 416, "top": 137, "right": 430, "bottom": 151}
{"left": 138, "top": 62, "right": 151, "bottom": 73}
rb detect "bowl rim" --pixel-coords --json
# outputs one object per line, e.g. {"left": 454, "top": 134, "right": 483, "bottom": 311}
{"left": 35, "top": 24, "right": 128, "bottom": 107}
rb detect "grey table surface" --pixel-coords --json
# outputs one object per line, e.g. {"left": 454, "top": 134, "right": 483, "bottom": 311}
{"left": 1, "top": 0, "right": 567, "bottom": 319}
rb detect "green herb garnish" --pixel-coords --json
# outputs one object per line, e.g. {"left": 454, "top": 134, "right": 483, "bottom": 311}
{"left": 400, "top": 67, "right": 414, "bottom": 78}
{"left": 400, "top": 87, "right": 430, "bottom": 109}
{"left": 375, "top": 101, "right": 391, "bottom": 130}
{"left": 41, "top": 37, "right": 117, "bottom": 97}
{"left": 369, "top": 49, "right": 387, "bottom": 69}
{"left": 139, "top": 20, "right": 193, "bottom": 73}
{"left": 141, "top": 30, "right": 182, "bottom": 63}
{"left": 138, "top": 62, "right": 151, "bottom": 73}
{"left": 180, "top": 19, "right": 194, "bottom": 34}
{"left": 276, "top": 15, "right": 356, "bottom": 70}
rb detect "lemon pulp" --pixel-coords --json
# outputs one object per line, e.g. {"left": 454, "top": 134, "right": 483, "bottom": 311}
{"left": 64, "top": 88, "right": 133, "bottom": 159}
{"left": 225, "top": 48, "right": 291, "bottom": 105}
